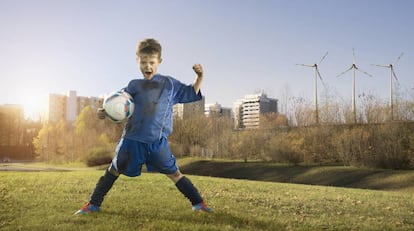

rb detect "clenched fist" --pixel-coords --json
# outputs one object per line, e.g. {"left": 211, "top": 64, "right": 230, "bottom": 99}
{"left": 192, "top": 64, "right": 203, "bottom": 78}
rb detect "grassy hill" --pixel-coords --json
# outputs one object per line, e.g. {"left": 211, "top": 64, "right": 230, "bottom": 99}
{"left": 179, "top": 160, "right": 414, "bottom": 193}
{"left": 1, "top": 164, "right": 414, "bottom": 230}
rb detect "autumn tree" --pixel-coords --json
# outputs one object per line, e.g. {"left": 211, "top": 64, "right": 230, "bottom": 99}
{"left": 204, "top": 115, "right": 233, "bottom": 158}
{"left": 33, "top": 120, "right": 72, "bottom": 163}
{"left": 289, "top": 97, "right": 314, "bottom": 126}
{"left": 169, "top": 115, "right": 209, "bottom": 157}
{"left": 259, "top": 112, "right": 288, "bottom": 129}
{"left": 74, "top": 106, "right": 123, "bottom": 162}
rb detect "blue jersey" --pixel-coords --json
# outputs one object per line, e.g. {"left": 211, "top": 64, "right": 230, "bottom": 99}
{"left": 123, "top": 74, "right": 202, "bottom": 143}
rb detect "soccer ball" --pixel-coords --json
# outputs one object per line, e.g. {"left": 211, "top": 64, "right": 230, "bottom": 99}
{"left": 103, "top": 90, "right": 135, "bottom": 123}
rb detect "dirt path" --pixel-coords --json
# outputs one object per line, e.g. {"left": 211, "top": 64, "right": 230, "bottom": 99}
{"left": 0, "top": 163, "right": 86, "bottom": 172}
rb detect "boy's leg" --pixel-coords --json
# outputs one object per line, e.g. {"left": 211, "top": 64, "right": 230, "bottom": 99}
{"left": 75, "top": 166, "right": 119, "bottom": 215}
{"left": 90, "top": 167, "right": 119, "bottom": 206}
{"left": 174, "top": 175, "right": 203, "bottom": 205}
{"left": 75, "top": 138, "right": 143, "bottom": 215}
{"left": 149, "top": 137, "right": 212, "bottom": 212}
{"left": 174, "top": 174, "right": 212, "bottom": 212}
{"left": 87, "top": 137, "right": 140, "bottom": 207}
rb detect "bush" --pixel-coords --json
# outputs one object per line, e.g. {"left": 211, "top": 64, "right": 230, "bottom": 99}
{"left": 368, "top": 123, "right": 411, "bottom": 169}
{"left": 267, "top": 132, "right": 303, "bottom": 165}
{"left": 330, "top": 123, "right": 413, "bottom": 169}
{"left": 83, "top": 147, "right": 113, "bottom": 167}
{"left": 169, "top": 141, "right": 187, "bottom": 157}
{"left": 301, "top": 126, "right": 339, "bottom": 164}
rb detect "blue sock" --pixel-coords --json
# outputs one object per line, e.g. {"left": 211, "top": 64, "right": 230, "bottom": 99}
{"left": 175, "top": 176, "right": 203, "bottom": 205}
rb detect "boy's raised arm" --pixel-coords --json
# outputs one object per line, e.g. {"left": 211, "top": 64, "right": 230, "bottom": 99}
{"left": 192, "top": 64, "right": 203, "bottom": 94}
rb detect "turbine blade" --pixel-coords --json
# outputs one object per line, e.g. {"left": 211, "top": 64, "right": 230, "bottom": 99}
{"left": 316, "top": 68, "right": 323, "bottom": 80}
{"left": 318, "top": 51, "right": 328, "bottom": 65}
{"left": 355, "top": 67, "right": 373, "bottom": 77}
{"left": 392, "top": 67, "right": 400, "bottom": 84}
{"left": 352, "top": 48, "right": 356, "bottom": 64}
{"left": 296, "top": 64, "right": 314, "bottom": 67}
{"left": 316, "top": 69, "right": 326, "bottom": 87}
{"left": 393, "top": 52, "right": 404, "bottom": 65}
{"left": 337, "top": 66, "right": 353, "bottom": 77}
{"left": 371, "top": 64, "right": 389, "bottom": 68}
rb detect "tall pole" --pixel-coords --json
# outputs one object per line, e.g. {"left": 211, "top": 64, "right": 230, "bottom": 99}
{"left": 296, "top": 52, "right": 327, "bottom": 125}
{"left": 338, "top": 49, "right": 372, "bottom": 124}
{"left": 390, "top": 69, "right": 393, "bottom": 121}
{"left": 372, "top": 53, "right": 403, "bottom": 121}
{"left": 352, "top": 67, "right": 357, "bottom": 123}
{"left": 314, "top": 68, "right": 319, "bottom": 124}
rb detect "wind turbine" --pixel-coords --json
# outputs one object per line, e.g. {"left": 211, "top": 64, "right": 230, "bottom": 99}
{"left": 337, "top": 49, "right": 372, "bottom": 123}
{"left": 296, "top": 51, "right": 328, "bottom": 124}
{"left": 371, "top": 52, "right": 404, "bottom": 121}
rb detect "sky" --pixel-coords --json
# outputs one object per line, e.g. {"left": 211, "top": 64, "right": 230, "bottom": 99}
{"left": 1, "top": 0, "right": 413, "bottom": 119}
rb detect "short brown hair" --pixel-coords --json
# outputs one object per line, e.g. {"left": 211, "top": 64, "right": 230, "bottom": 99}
{"left": 136, "top": 38, "right": 162, "bottom": 58}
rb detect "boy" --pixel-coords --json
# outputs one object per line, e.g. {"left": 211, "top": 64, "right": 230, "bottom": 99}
{"left": 75, "top": 38, "right": 211, "bottom": 214}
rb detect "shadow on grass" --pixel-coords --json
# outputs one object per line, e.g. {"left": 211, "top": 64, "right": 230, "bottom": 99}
{"left": 104, "top": 207, "right": 283, "bottom": 231}
{"left": 180, "top": 160, "right": 414, "bottom": 191}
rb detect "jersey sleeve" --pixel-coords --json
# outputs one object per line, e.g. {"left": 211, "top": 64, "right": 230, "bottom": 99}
{"left": 170, "top": 77, "right": 202, "bottom": 104}
{"left": 124, "top": 79, "right": 139, "bottom": 97}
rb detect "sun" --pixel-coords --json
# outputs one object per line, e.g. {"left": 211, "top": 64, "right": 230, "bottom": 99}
{"left": 15, "top": 83, "right": 48, "bottom": 121}
{"left": 23, "top": 94, "right": 46, "bottom": 121}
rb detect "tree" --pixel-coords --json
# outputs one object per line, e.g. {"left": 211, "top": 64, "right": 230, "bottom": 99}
{"left": 74, "top": 106, "right": 123, "bottom": 161}
{"left": 289, "top": 97, "right": 314, "bottom": 126}
{"left": 229, "top": 130, "right": 267, "bottom": 162}
{"left": 170, "top": 115, "right": 209, "bottom": 156}
{"left": 259, "top": 112, "right": 288, "bottom": 129}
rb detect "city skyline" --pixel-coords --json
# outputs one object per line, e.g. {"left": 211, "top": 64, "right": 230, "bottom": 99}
{"left": 1, "top": 0, "right": 413, "bottom": 119}
{"left": 3, "top": 89, "right": 267, "bottom": 121}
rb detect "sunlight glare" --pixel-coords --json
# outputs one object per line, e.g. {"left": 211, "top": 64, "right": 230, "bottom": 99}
{"left": 20, "top": 90, "right": 47, "bottom": 121}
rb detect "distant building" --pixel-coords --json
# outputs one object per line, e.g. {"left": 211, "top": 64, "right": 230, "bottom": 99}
{"left": 44, "top": 90, "right": 103, "bottom": 124}
{"left": 233, "top": 100, "right": 243, "bottom": 129}
{"left": 205, "top": 102, "right": 232, "bottom": 118}
{"left": 173, "top": 96, "right": 205, "bottom": 119}
{"left": 234, "top": 93, "right": 278, "bottom": 129}
{"left": 41, "top": 89, "right": 278, "bottom": 128}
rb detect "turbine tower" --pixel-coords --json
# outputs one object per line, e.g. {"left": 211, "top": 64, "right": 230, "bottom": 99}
{"left": 296, "top": 52, "right": 328, "bottom": 124}
{"left": 337, "top": 49, "right": 372, "bottom": 123}
{"left": 372, "top": 52, "right": 404, "bottom": 121}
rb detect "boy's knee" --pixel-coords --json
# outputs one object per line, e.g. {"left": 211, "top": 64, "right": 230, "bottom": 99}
{"left": 167, "top": 170, "right": 183, "bottom": 183}
{"left": 108, "top": 165, "right": 120, "bottom": 176}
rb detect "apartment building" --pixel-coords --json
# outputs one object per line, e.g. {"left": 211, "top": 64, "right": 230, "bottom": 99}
{"left": 234, "top": 93, "right": 278, "bottom": 129}
{"left": 173, "top": 96, "right": 205, "bottom": 119}
{"left": 42, "top": 89, "right": 277, "bottom": 128}
{"left": 44, "top": 90, "right": 103, "bottom": 124}
{"left": 205, "top": 102, "right": 232, "bottom": 118}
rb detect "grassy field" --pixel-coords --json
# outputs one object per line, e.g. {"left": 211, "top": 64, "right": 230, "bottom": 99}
{"left": 1, "top": 167, "right": 414, "bottom": 231}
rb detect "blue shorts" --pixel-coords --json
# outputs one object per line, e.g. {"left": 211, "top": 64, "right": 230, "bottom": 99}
{"left": 110, "top": 137, "right": 178, "bottom": 177}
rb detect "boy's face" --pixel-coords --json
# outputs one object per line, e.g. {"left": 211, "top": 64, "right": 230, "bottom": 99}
{"left": 137, "top": 53, "right": 162, "bottom": 80}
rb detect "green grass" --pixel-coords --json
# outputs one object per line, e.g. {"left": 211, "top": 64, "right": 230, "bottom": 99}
{"left": 1, "top": 170, "right": 414, "bottom": 230}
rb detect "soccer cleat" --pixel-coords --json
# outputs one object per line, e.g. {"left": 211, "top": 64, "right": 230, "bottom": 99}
{"left": 74, "top": 202, "right": 100, "bottom": 215}
{"left": 192, "top": 201, "right": 212, "bottom": 212}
